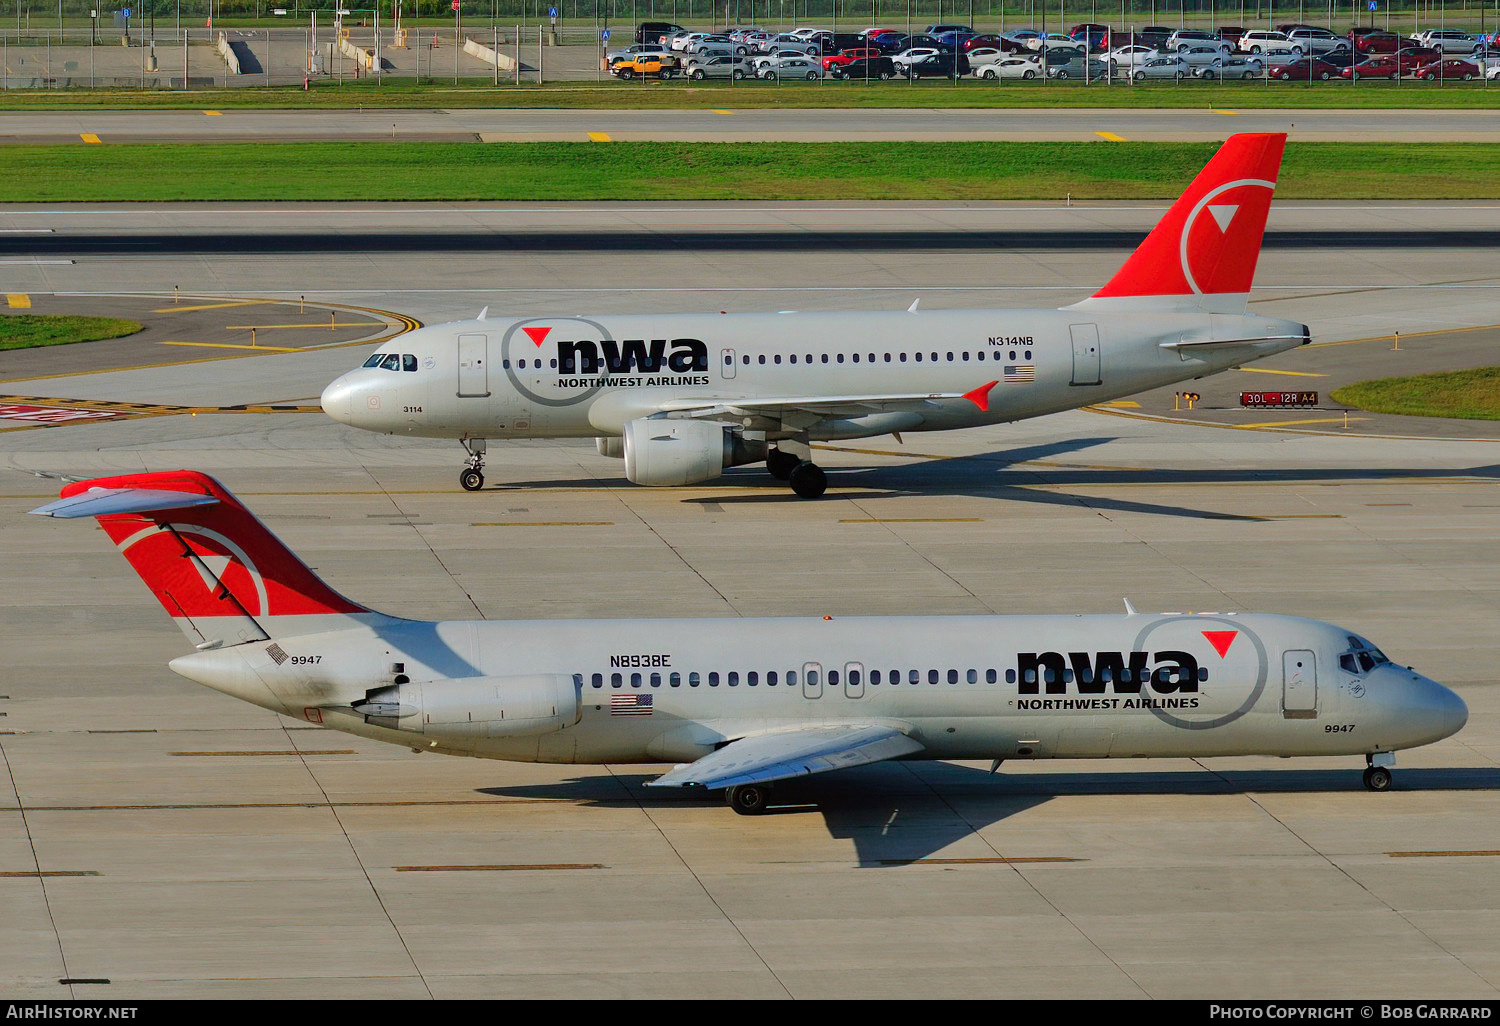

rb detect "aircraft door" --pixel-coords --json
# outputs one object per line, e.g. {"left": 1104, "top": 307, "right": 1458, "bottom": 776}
{"left": 1282, "top": 650, "right": 1317, "bottom": 719}
{"left": 802, "top": 661, "right": 822, "bottom": 700}
{"left": 457, "top": 334, "right": 490, "bottom": 397}
{"left": 844, "top": 662, "right": 864, "bottom": 700}
{"left": 1069, "top": 323, "right": 1101, "bottom": 386}
{"left": 721, "top": 348, "right": 737, "bottom": 379}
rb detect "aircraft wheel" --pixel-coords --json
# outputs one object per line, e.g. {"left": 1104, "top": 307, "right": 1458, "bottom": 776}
{"left": 766, "top": 448, "right": 801, "bottom": 480}
{"left": 1363, "top": 766, "right": 1393, "bottom": 792}
{"left": 788, "top": 461, "right": 827, "bottom": 498}
{"left": 460, "top": 469, "right": 485, "bottom": 492}
{"left": 726, "top": 784, "right": 770, "bottom": 815}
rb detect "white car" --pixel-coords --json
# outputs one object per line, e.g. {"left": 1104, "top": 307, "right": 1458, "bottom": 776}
{"left": 757, "top": 55, "right": 824, "bottom": 80}
{"left": 1106, "top": 44, "right": 1159, "bottom": 71}
{"left": 1238, "top": 30, "right": 1290, "bottom": 53}
{"left": 1166, "top": 29, "right": 1221, "bottom": 50}
{"left": 1286, "top": 27, "right": 1350, "bottom": 54}
{"left": 1132, "top": 54, "right": 1188, "bottom": 79}
{"left": 892, "top": 46, "right": 944, "bottom": 67}
{"left": 1488, "top": 62, "right": 1500, "bottom": 79}
{"left": 1029, "top": 35, "right": 1086, "bottom": 53}
{"left": 964, "top": 47, "right": 1008, "bottom": 67}
{"left": 972, "top": 55, "right": 1043, "bottom": 79}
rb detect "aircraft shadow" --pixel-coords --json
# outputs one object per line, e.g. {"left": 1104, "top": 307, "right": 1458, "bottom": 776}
{"left": 478, "top": 763, "right": 1500, "bottom": 865}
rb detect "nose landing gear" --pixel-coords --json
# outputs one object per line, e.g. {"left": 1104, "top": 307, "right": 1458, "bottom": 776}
{"left": 1363, "top": 752, "right": 1395, "bottom": 791}
{"left": 460, "top": 438, "right": 487, "bottom": 491}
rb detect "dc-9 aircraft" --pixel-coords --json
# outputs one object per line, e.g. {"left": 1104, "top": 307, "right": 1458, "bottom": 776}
{"left": 321, "top": 132, "right": 1311, "bottom": 498}
{"left": 33, "top": 471, "right": 1466, "bottom": 814}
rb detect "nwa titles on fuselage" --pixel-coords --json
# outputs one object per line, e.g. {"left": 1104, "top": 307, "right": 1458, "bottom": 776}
{"left": 320, "top": 133, "right": 1311, "bottom": 497}
{"left": 32, "top": 472, "right": 1468, "bottom": 814}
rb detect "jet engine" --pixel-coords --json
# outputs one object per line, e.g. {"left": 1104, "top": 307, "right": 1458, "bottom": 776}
{"left": 353, "top": 674, "right": 580, "bottom": 739}
{"left": 622, "top": 417, "right": 764, "bottom": 486}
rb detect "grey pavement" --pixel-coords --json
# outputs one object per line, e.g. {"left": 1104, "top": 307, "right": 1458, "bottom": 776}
{"left": 0, "top": 203, "right": 1496, "bottom": 999}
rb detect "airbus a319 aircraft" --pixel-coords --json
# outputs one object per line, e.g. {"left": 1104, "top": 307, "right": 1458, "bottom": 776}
{"left": 322, "top": 132, "right": 1310, "bottom": 497}
{"left": 34, "top": 471, "right": 1466, "bottom": 814}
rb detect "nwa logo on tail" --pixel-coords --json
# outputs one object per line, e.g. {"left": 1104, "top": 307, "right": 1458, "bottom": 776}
{"left": 521, "top": 325, "right": 709, "bottom": 376}
{"left": 1017, "top": 632, "right": 1238, "bottom": 696}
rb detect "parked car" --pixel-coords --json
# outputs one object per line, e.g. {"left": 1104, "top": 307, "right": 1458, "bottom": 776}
{"left": 828, "top": 55, "right": 897, "bottom": 79}
{"left": 1353, "top": 30, "right": 1405, "bottom": 54}
{"left": 1238, "top": 29, "right": 1290, "bottom": 53}
{"left": 904, "top": 52, "right": 968, "bottom": 78}
{"left": 1342, "top": 55, "right": 1404, "bottom": 79}
{"left": 822, "top": 46, "right": 884, "bottom": 70}
{"left": 1411, "top": 57, "right": 1482, "bottom": 79}
{"left": 1131, "top": 54, "right": 1188, "bottom": 79}
{"left": 1107, "top": 43, "right": 1159, "bottom": 72}
{"left": 1415, "top": 28, "right": 1480, "bottom": 53}
{"left": 925, "top": 23, "right": 972, "bottom": 35}
{"left": 683, "top": 55, "right": 752, "bottom": 79}
{"left": 1287, "top": 27, "right": 1350, "bottom": 54}
{"left": 1216, "top": 25, "right": 1247, "bottom": 47}
{"left": 891, "top": 46, "right": 946, "bottom": 68}
{"left": 758, "top": 33, "right": 819, "bottom": 56}
{"left": 960, "top": 34, "right": 1011, "bottom": 53}
{"left": 757, "top": 55, "right": 825, "bottom": 80}
{"left": 972, "top": 55, "right": 1044, "bottom": 79}
{"left": 1268, "top": 55, "right": 1343, "bottom": 80}
{"left": 635, "top": 21, "right": 685, "bottom": 46}
{"left": 963, "top": 47, "right": 1008, "bottom": 68}
{"left": 1195, "top": 55, "right": 1263, "bottom": 78}
{"left": 1047, "top": 54, "right": 1108, "bottom": 79}
{"left": 1166, "top": 29, "right": 1221, "bottom": 50}
{"left": 611, "top": 52, "right": 681, "bottom": 79}
{"left": 1487, "top": 62, "right": 1500, "bottom": 80}
{"left": 1178, "top": 44, "right": 1234, "bottom": 67}
{"left": 606, "top": 43, "right": 670, "bottom": 64}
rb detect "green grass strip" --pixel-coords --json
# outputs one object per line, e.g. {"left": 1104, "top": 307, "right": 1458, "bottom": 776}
{"left": 1, "top": 141, "right": 1497, "bottom": 201}
{"left": 3, "top": 80, "right": 1500, "bottom": 110}
{"left": 1332, "top": 368, "right": 1500, "bottom": 420}
{"left": 0, "top": 315, "right": 144, "bottom": 350}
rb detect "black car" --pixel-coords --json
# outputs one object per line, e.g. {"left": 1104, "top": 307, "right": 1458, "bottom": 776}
{"left": 904, "top": 52, "right": 969, "bottom": 78}
{"left": 830, "top": 55, "right": 898, "bottom": 79}
{"left": 635, "top": 21, "right": 684, "bottom": 45}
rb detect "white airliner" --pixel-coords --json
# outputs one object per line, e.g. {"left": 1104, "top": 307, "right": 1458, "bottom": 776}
{"left": 321, "top": 132, "right": 1311, "bottom": 497}
{"left": 33, "top": 471, "right": 1466, "bottom": 814}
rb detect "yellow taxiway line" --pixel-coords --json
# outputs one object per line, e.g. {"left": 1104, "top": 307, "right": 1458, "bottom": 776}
{"left": 1094, "top": 131, "right": 1126, "bottom": 142}
{"left": 153, "top": 299, "right": 271, "bottom": 314}
{"left": 160, "top": 341, "right": 299, "bottom": 352}
{"left": 80, "top": 133, "right": 102, "bottom": 144}
{"left": 1238, "top": 367, "right": 1326, "bottom": 377}
{"left": 1234, "top": 417, "right": 1368, "bottom": 429}
{"left": 587, "top": 132, "right": 611, "bottom": 142}
{"left": 6, "top": 294, "right": 30, "bottom": 308}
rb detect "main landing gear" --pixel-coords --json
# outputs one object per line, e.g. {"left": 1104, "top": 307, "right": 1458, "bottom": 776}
{"left": 766, "top": 446, "right": 827, "bottom": 499}
{"left": 460, "top": 438, "right": 487, "bottom": 491}
{"left": 1362, "top": 753, "right": 1395, "bottom": 792}
{"left": 725, "top": 783, "right": 771, "bottom": 815}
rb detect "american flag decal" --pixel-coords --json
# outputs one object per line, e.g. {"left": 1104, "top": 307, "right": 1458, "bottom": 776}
{"left": 1003, "top": 364, "right": 1035, "bottom": 383}
{"left": 610, "top": 694, "right": 653, "bottom": 717}
{"left": 265, "top": 643, "right": 289, "bottom": 665}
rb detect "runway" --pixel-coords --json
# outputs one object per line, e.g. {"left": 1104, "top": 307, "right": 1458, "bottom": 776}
{"left": 2, "top": 106, "right": 1499, "bottom": 143}
{"left": 0, "top": 201, "right": 1497, "bottom": 999}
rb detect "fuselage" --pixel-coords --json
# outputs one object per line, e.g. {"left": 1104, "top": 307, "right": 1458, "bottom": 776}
{"left": 321, "top": 306, "right": 1309, "bottom": 443}
{"left": 169, "top": 610, "right": 1465, "bottom": 768}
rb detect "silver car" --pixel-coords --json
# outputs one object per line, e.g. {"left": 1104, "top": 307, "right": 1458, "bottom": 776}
{"left": 1194, "top": 55, "right": 1264, "bottom": 78}
{"left": 684, "top": 55, "right": 753, "bottom": 80}
{"left": 1132, "top": 55, "right": 1188, "bottom": 79}
{"left": 757, "top": 56, "right": 825, "bottom": 80}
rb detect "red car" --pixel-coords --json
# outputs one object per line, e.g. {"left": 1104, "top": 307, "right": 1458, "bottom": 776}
{"left": 1411, "top": 57, "right": 1482, "bottom": 80}
{"left": 961, "top": 33, "right": 1013, "bottom": 53}
{"left": 1394, "top": 45, "right": 1441, "bottom": 62}
{"left": 822, "top": 47, "right": 883, "bottom": 70}
{"left": 1341, "top": 55, "right": 1403, "bottom": 79}
{"left": 1353, "top": 30, "right": 1405, "bottom": 53}
{"left": 1268, "top": 55, "right": 1343, "bottom": 80}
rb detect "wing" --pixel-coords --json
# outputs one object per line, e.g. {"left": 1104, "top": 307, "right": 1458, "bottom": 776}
{"left": 654, "top": 380, "right": 1000, "bottom": 422}
{"left": 645, "top": 723, "right": 925, "bottom": 791}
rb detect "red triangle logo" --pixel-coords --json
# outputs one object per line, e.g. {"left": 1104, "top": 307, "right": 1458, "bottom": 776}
{"left": 962, "top": 380, "right": 999, "bottom": 413}
{"left": 521, "top": 326, "right": 551, "bottom": 347}
{"left": 1202, "top": 630, "right": 1238, "bottom": 658}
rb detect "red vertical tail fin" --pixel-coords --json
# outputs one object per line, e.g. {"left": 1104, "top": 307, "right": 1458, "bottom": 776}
{"left": 32, "top": 471, "right": 370, "bottom": 647}
{"left": 1089, "top": 133, "right": 1286, "bottom": 311}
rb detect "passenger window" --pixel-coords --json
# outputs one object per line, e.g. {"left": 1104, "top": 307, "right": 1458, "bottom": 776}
{"left": 728, "top": 671, "right": 739, "bottom": 686}
{"left": 670, "top": 672, "right": 681, "bottom": 687}
{"left": 650, "top": 672, "right": 661, "bottom": 687}
{"left": 758, "top": 355, "right": 766, "bottom": 365}
{"left": 767, "top": 671, "right": 778, "bottom": 685}
{"left": 403, "top": 354, "right": 417, "bottom": 372}
{"left": 631, "top": 672, "right": 642, "bottom": 688}
{"left": 708, "top": 672, "right": 720, "bottom": 686}
{"left": 788, "top": 355, "right": 796, "bottom": 364}
{"left": 773, "top": 355, "right": 782, "bottom": 365}
{"left": 947, "top": 669, "right": 958, "bottom": 684}
{"left": 967, "top": 669, "right": 977, "bottom": 684}
{"left": 591, "top": 673, "right": 603, "bottom": 688}
{"left": 787, "top": 670, "right": 797, "bottom": 686}
{"left": 829, "top": 670, "right": 840, "bottom": 686}
{"left": 747, "top": 671, "right": 758, "bottom": 686}
{"left": 871, "top": 670, "right": 881, "bottom": 685}
{"left": 915, "top": 352, "right": 923, "bottom": 362}
{"left": 928, "top": 669, "right": 939, "bottom": 684}
{"left": 611, "top": 673, "right": 623, "bottom": 687}
{"left": 908, "top": 670, "right": 919, "bottom": 685}
{"left": 1006, "top": 669, "right": 1017, "bottom": 684}
{"left": 689, "top": 672, "right": 701, "bottom": 687}
{"left": 807, "top": 670, "right": 819, "bottom": 685}
{"left": 986, "top": 669, "right": 997, "bottom": 684}
{"left": 849, "top": 669, "right": 861, "bottom": 685}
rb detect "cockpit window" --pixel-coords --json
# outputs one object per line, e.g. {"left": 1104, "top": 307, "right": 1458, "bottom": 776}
{"left": 403, "top": 354, "right": 418, "bottom": 372}
{"left": 1340, "top": 636, "right": 1392, "bottom": 676}
{"left": 379, "top": 354, "right": 402, "bottom": 371}
{"left": 362, "top": 354, "right": 384, "bottom": 368}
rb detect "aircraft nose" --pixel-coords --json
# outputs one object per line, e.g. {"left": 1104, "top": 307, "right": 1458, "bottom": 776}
{"left": 1438, "top": 685, "right": 1469, "bottom": 740}
{"left": 321, "top": 375, "right": 354, "bottom": 425}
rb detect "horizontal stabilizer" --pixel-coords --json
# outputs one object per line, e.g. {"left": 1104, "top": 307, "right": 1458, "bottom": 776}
{"left": 30, "top": 487, "right": 221, "bottom": 519}
{"left": 1158, "top": 334, "right": 1306, "bottom": 350}
{"left": 647, "top": 723, "right": 924, "bottom": 791}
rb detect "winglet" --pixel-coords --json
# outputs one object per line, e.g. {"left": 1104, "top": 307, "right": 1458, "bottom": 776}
{"left": 963, "top": 380, "right": 999, "bottom": 413}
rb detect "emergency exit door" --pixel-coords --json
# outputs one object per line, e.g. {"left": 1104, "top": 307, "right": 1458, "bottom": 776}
{"left": 1069, "top": 323, "right": 1101, "bottom": 386}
